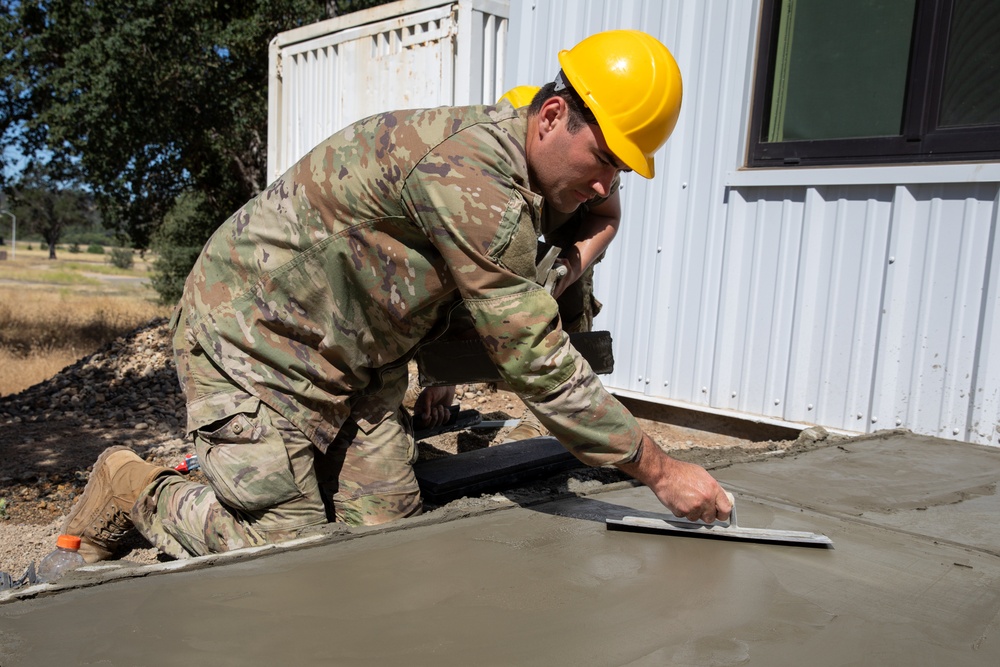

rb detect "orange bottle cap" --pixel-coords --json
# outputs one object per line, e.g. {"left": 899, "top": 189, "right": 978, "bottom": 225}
{"left": 56, "top": 534, "right": 82, "bottom": 550}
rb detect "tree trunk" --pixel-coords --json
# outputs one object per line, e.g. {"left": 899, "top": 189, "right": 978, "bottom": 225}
{"left": 48, "top": 241, "right": 57, "bottom": 260}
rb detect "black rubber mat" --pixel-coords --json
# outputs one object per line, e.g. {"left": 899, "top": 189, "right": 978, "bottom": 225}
{"left": 415, "top": 436, "right": 582, "bottom": 504}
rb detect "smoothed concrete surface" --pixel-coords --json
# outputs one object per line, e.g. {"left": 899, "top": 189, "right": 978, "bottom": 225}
{"left": 1, "top": 432, "right": 999, "bottom": 666}
{"left": 719, "top": 432, "right": 1000, "bottom": 555}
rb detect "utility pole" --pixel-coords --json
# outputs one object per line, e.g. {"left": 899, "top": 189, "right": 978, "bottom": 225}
{"left": 0, "top": 210, "right": 15, "bottom": 260}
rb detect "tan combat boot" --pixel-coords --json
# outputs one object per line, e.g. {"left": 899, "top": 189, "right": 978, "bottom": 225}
{"left": 62, "top": 446, "right": 177, "bottom": 563}
{"left": 502, "top": 408, "right": 548, "bottom": 443}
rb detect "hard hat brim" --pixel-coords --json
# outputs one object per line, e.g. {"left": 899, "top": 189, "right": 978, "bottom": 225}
{"left": 558, "top": 54, "right": 656, "bottom": 179}
{"left": 597, "top": 117, "right": 656, "bottom": 179}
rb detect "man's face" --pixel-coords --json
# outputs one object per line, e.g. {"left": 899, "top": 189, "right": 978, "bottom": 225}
{"left": 529, "top": 98, "right": 629, "bottom": 213}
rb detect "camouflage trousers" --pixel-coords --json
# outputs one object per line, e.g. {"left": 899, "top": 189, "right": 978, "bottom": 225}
{"left": 134, "top": 346, "right": 421, "bottom": 559}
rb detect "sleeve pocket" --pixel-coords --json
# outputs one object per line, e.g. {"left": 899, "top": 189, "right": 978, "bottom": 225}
{"left": 487, "top": 190, "right": 539, "bottom": 281}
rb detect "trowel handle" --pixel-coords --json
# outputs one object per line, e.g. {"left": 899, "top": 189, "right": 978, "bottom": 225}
{"left": 723, "top": 490, "right": 736, "bottom": 526}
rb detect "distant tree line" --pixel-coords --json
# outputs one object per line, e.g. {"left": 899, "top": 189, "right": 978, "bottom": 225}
{"left": 1, "top": 0, "right": 394, "bottom": 301}
{"left": 2, "top": 163, "right": 99, "bottom": 259}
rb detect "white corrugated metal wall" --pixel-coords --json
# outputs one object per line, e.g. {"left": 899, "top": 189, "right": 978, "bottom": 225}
{"left": 506, "top": 0, "right": 1000, "bottom": 445}
{"left": 267, "top": 0, "right": 509, "bottom": 181}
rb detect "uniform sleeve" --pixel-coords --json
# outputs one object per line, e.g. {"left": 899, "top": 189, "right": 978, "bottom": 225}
{"left": 400, "top": 131, "right": 641, "bottom": 466}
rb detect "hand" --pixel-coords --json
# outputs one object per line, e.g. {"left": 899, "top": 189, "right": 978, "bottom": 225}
{"left": 616, "top": 433, "right": 733, "bottom": 523}
{"left": 413, "top": 386, "right": 456, "bottom": 429}
{"left": 550, "top": 257, "right": 580, "bottom": 299}
{"left": 658, "top": 457, "right": 733, "bottom": 523}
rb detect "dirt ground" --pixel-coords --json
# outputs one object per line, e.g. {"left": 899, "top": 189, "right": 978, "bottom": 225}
{"left": 0, "top": 320, "right": 824, "bottom": 584}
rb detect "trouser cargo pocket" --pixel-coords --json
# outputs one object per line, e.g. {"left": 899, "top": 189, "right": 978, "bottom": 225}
{"left": 194, "top": 397, "right": 302, "bottom": 513}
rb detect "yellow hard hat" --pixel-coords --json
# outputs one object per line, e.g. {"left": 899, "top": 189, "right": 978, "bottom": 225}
{"left": 499, "top": 85, "right": 541, "bottom": 108}
{"left": 558, "top": 30, "right": 682, "bottom": 178}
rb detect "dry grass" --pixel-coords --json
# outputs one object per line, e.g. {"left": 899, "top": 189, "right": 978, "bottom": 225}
{"left": 0, "top": 289, "right": 171, "bottom": 396}
{"left": 0, "top": 348, "right": 83, "bottom": 398}
{"left": 0, "top": 243, "right": 173, "bottom": 396}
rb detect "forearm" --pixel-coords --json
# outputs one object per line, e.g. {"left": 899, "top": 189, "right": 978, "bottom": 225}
{"left": 552, "top": 215, "right": 618, "bottom": 299}
{"left": 561, "top": 215, "right": 617, "bottom": 278}
{"left": 548, "top": 186, "right": 621, "bottom": 295}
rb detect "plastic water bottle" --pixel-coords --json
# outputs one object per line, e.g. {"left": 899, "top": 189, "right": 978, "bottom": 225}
{"left": 36, "top": 534, "right": 86, "bottom": 583}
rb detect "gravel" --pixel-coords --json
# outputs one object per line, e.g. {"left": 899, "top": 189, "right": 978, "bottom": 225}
{"left": 0, "top": 319, "right": 190, "bottom": 580}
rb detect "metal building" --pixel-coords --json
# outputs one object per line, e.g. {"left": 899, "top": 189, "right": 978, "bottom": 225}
{"left": 268, "top": 0, "right": 1000, "bottom": 446}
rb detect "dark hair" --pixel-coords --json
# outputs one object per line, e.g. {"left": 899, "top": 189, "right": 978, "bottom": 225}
{"left": 527, "top": 72, "right": 597, "bottom": 133}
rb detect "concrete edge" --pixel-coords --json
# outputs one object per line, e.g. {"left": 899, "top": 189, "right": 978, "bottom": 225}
{"left": 0, "top": 479, "right": 645, "bottom": 604}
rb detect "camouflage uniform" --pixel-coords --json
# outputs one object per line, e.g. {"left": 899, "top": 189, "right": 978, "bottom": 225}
{"left": 134, "top": 103, "right": 642, "bottom": 558}
{"left": 542, "top": 177, "right": 619, "bottom": 334}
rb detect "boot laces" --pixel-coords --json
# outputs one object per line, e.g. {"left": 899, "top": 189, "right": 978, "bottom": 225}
{"left": 91, "top": 506, "right": 132, "bottom": 543}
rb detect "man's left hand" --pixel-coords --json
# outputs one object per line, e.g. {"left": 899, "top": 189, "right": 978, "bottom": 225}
{"left": 413, "top": 386, "right": 456, "bottom": 429}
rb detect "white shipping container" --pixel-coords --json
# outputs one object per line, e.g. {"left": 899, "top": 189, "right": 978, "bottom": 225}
{"left": 267, "top": 0, "right": 509, "bottom": 182}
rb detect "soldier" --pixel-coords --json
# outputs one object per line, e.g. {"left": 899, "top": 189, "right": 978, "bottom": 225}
{"left": 418, "top": 82, "right": 618, "bottom": 442}
{"left": 63, "top": 29, "right": 732, "bottom": 562}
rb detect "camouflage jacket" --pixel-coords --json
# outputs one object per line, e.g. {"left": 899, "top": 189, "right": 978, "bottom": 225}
{"left": 175, "top": 103, "right": 642, "bottom": 466}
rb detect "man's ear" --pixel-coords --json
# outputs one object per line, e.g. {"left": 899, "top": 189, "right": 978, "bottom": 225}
{"left": 536, "top": 96, "right": 566, "bottom": 136}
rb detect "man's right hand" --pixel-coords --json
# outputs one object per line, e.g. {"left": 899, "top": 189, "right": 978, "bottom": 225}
{"left": 616, "top": 433, "right": 732, "bottom": 524}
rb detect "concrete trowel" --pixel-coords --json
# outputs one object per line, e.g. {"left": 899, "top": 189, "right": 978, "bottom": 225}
{"left": 606, "top": 492, "right": 833, "bottom": 547}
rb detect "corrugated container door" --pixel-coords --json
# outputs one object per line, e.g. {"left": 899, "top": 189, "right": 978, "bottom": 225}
{"left": 268, "top": 0, "right": 508, "bottom": 181}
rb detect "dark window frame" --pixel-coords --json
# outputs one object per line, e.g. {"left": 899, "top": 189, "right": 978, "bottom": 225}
{"left": 748, "top": 0, "right": 1000, "bottom": 167}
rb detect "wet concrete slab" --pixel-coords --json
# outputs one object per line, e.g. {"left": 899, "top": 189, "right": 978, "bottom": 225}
{"left": 718, "top": 432, "right": 1000, "bottom": 555}
{"left": 1, "top": 432, "right": 999, "bottom": 665}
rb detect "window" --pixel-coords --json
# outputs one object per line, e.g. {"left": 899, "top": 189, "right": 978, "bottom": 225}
{"left": 748, "top": 0, "right": 1000, "bottom": 167}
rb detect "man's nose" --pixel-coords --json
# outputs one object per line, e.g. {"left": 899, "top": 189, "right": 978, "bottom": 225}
{"left": 592, "top": 168, "right": 616, "bottom": 197}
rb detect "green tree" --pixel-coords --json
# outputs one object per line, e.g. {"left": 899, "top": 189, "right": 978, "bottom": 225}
{"left": 3, "top": 0, "right": 396, "bottom": 301}
{"left": 150, "top": 190, "right": 213, "bottom": 304}
{"left": 326, "top": 0, "right": 394, "bottom": 16}
{"left": 2, "top": 0, "right": 328, "bottom": 249}
{"left": 9, "top": 163, "right": 97, "bottom": 259}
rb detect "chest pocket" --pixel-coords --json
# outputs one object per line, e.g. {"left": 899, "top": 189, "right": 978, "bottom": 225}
{"left": 487, "top": 189, "right": 539, "bottom": 281}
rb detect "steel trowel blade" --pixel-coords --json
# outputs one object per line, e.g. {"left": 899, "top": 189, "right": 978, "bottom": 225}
{"left": 606, "top": 515, "right": 833, "bottom": 548}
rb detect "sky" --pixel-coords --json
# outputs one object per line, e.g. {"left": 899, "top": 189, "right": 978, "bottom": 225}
{"left": 2, "top": 143, "right": 28, "bottom": 181}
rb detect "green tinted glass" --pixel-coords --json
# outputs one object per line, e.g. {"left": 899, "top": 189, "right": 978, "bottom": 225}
{"left": 767, "top": 0, "right": 917, "bottom": 142}
{"left": 939, "top": 0, "right": 1000, "bottom": 128}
